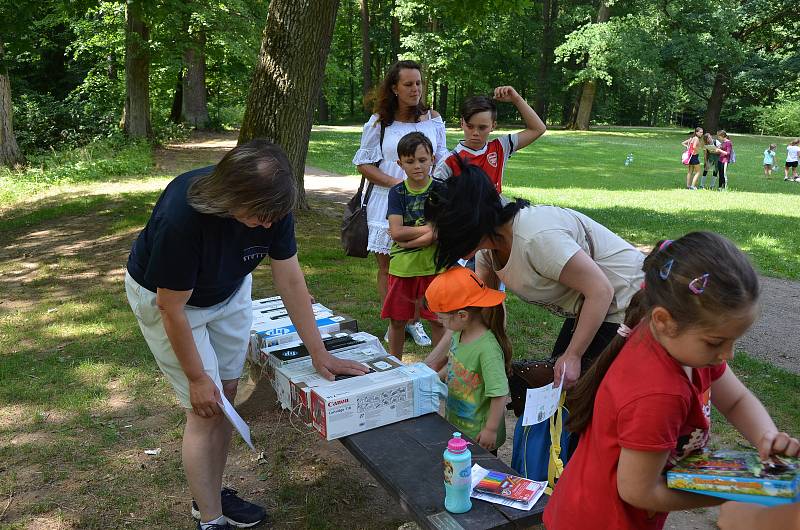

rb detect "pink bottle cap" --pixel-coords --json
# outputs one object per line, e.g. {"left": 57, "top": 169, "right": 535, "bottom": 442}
{"left": 447, "top": 432, "right": 470, "bottom": 454}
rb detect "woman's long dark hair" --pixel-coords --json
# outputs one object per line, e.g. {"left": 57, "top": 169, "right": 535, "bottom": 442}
{"left": 567, "top": 231, "right": 760, "bottom": 433}
{"left": 372, "top": 60, "right": 430, "bottom": 126}
{"left": 425, "top": 162, "right": 528, "bottom": 269}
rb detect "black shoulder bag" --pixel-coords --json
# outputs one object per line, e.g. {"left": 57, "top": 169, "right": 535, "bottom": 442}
{"left": 341, "top": 122, "right": 385, "bottom": 258}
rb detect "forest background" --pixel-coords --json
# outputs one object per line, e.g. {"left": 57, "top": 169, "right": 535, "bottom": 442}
{"left": 1, "top": 0, "right": 798, "bottom": 168}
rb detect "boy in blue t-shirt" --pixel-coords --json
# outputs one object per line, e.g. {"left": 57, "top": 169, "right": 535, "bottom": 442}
{"left": 382, "top": 132, "right": 446, "bottom": 358}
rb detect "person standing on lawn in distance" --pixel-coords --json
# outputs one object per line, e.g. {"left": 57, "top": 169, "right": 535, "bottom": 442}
{"left": 681, "top": 127, "right": 703, "bottom": 189}
{"left": 353, "top": 60, "right": 449, "bottom": 348}
{"left": 544, "top": 232, "right": 799, "bottom": 530}
{"left": 717, "top": 129, "right": 733, "bottom": 189}
{"left": 763, "top": 143, "right": 777, "bottom": 179}
{"left": 701, "top": 133, "right": 724, "bottom": 189}
{"left": 434, "top": 86, "right": 546, "bottom": 195}
{"left": 425, "top": 266, "right": 511, "bottom": 454}
{"left": 125, "top": 140, "right": 367, "bottom": 530}
{"left": 785, "top": 139, "right": 800, "bottom": 181}
{"left": 383, "top": 132, "right": 446, "bottom": 358}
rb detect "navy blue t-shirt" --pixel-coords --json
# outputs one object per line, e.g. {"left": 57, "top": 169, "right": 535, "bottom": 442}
{"left": 126, "top": 165, "right": 297, "bottom": 307}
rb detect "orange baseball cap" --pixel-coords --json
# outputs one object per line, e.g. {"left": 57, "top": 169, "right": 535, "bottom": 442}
{"left": 425, "top": 266, "right": 506, "bottom": 312}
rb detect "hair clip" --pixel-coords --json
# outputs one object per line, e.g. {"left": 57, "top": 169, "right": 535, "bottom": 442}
{"left": 659, "top": 239, "right": 673, "bottom": 251}
{"left": 659, "top": 258, "right": 674, "bottom": 280}
{"left": 617, "top": 324, "right": 633, "bottom": 339}
{"left": 688, "top": 273, "right": 710, "bottom": 295}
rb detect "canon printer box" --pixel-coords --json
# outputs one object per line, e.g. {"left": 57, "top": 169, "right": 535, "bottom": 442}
{"left": 272, "top": 349, "right": 400, "bottom": 417}
{"left": 310, "top": 363, "right": 444, "bottom": 441}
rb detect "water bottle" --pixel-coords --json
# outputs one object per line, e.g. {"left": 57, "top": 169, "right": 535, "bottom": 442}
{"left": 443, "top": 432, "right": 472, "bottom": 513}
{"left": 624, "top": 153, "right": 634, "bottom": 166}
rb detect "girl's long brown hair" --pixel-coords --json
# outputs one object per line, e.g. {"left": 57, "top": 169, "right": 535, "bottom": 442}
{"left": 567, "top": 232, "right": 760, "bottom": 434}
{"left": 482, "top": 304, "right": 513, "bottom": 374}
{"left": 372, "top": 60, "right": 430, "bottom": 126}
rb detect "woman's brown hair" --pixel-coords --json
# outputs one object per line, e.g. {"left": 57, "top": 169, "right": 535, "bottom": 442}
{"left": 373, "top": 60, "right": 430, "bottom": 126}
{"left": 187, "top": 139, "right": 297, "bottom": 222}
{"left": 567, "top": 231, "right": 759, "bottom": 434}
{"left": 483, "top": 304, "right": 513, "bottom": 374}
{"left": 454, "top": 304, "right": 512, "bottom": 374}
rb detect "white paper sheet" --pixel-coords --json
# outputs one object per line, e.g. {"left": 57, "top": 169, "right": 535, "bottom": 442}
{"left": 219, "top": 393, "right": 255, "bottom": 451}
{"left": 469, "top": 464, "right": 547, "bottom": 511}
{"left": 521, "top": 371, "right": 565, "bottom": 426}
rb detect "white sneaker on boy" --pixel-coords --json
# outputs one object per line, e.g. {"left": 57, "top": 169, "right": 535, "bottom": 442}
{"left": 406, "top": 321, "right": 431, "bottom": 346}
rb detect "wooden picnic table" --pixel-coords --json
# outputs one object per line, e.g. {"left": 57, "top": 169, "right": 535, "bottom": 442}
{"left": 340, "top": 413, "right": 547, "bottom": 530}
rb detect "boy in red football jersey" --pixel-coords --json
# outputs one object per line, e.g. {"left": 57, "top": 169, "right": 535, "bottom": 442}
{"left": 434, "top": 86, "right": 546, "bottom": 194}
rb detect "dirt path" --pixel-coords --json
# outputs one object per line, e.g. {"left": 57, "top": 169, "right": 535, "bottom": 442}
{"left": 156, "top": 131, "right": 800, "bottom": 375}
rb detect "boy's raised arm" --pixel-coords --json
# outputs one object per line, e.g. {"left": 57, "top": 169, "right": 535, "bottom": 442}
{"left": 494, "top": 86, "right": 546, "bottom": 151}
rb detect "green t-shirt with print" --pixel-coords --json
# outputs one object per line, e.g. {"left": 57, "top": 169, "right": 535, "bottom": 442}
{"left": 445, "top": 329, "right": 510, "bottom": 447}
{"left": 386, "top": 178, "right": 444, "bottom": 277}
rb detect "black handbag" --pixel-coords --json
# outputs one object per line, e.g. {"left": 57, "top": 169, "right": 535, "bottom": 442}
{"left": 508, "top": 359, "right": 555, "bottom": 417}
{"left": 340, "top": 178, "right": 375, "bottom": 258}
{"left": 341, "top": 122, "right": 385, "bottom": 258}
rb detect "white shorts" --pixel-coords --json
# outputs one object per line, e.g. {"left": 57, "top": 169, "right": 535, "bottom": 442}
{"left": 125, "top": 271, "right": 253, "bottom": 408}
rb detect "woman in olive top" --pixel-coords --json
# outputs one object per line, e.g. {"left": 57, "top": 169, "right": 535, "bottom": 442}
{"left": 424, "top": 165, "right": 644, "bottom": 391}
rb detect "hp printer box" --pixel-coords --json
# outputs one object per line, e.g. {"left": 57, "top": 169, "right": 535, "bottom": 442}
{"left": 248, "top": 313, "right": 358, "bottom": 358}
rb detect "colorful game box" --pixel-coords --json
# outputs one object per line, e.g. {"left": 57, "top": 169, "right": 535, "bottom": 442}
{"left": 667, "top": 449, "right": 799, "bottom": 506}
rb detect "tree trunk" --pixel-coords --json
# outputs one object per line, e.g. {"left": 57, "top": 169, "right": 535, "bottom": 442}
{"left": 182, "top": 28, "right": 210, "bottom": 129}
{"left": 239, "top": 0, "right": 340, "bottom": 209}
{"left": 360, "top": 0, "right": 372, "bottom": 105}
{"left": 107, "top": 53, "right": 117, "bottom": 80}
{"left": 571, "top": 1, "right": 610, "bottom": 131}
{"left": 391, "top": 1, "right": 400, "bottom": 62}
{"left": 439, "top": 82, "right": 448, "bottom": 120}
{"left": 318, "top": 87, "right": 330, "bottom": 122}
{"left": 347, "top": 0, "right": 355, "bottom": 117}
{"left": 0, "top": 40, "right": 24, "bottom": 167}
{"left": 121, "top": 0, "right": 152, "bottom": 138}
{"left": 170, "top": 71, "right": 183, "bottom": 124}
{"left": 703, "top": 69, "right": 727, "bottom": 134}
{"left": 534, "top": 0, "right": 557, "bottom": 121}
{"left": 574, "top": 80, "right": 598, "bottom": 130}
{"left": 564, "top": 85, "right": 580, "bottom": 128}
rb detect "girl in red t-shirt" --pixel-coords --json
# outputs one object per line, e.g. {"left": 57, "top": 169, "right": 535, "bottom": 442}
{"left": 544, "top": 232, "right": 799, "bottom": 530}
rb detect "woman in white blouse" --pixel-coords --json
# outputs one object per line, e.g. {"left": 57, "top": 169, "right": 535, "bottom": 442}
{"left": 353, "top": 60, "right": 449, "bottom": 345}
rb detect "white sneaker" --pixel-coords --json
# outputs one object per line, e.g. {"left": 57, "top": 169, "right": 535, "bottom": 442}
{"left": 406, "top": 322, "right": 431, "bottom": 346}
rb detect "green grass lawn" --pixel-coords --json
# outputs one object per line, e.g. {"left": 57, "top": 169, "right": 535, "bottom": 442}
{"left": 307, "top": 126, "right": 800, "bottom": 279}
{"left": 1, "top": 128, "right": 799, "bottom": 528}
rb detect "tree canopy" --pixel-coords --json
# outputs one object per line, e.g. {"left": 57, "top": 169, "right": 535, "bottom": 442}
{"left": 1, "top": 0, "right": 797, "bottom": 166}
